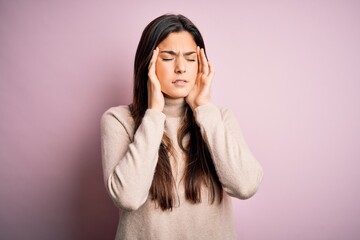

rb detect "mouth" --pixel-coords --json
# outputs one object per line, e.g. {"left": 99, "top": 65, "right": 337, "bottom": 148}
{"left": 172, "top": 79, "right": 188, "bottom": 86}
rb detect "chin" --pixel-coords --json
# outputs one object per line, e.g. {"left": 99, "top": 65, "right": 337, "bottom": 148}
{"left": 164, "top": 90, "right": 191, "bottom": 99}
{"left": 166, "top": 94, "right": 188, "bottom": 99}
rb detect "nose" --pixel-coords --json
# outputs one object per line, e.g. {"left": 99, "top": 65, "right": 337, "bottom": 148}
{"left": 174, "top": 57, "right": 186, "bottom": 74}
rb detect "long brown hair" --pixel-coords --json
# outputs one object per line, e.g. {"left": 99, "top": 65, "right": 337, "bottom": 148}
{"left": 129, "top": 14, "right": 222, "bottom": 210}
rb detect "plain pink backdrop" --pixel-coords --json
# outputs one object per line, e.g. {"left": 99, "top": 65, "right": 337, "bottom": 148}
{"left": 1, "top": 1, "right": 359, "bottom": 239}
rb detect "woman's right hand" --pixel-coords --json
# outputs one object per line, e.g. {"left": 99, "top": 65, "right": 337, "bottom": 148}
{"left": 147, "top": 47, "right": 164, "bottom": 111}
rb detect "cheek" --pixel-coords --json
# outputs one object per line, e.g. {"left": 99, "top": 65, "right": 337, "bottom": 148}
{"left": 155, "top": 62, "right": 165, "bottom": 84}
{"left": 155, "top": 62, "right": 173, "bottom": 92}
{"left": 155, "top": 62, "right": 171, "bottom": 80}
{"left": 188, "top": 64, "right": 198, "bottom": 80}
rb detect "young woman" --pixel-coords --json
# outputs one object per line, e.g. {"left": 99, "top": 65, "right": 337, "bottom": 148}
{"left": 101, "top": 14, "right": 263, "bottom": 240}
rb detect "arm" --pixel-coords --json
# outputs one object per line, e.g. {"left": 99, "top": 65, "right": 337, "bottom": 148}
{"left": 101, "top": 108, "right": 165, "bottom": 210}
{"left": 194, "top": 103, "right": 263, "bottom": 199}
{"left": 186, "top": 47, "right": 263, "bottom": 199}
{"left": 101, "top": 48, "right": 165, "bottom": 211}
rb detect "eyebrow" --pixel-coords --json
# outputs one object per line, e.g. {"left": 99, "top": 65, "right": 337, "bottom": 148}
{"left": 160, "top": 50, "right": 196, "bottom": 56}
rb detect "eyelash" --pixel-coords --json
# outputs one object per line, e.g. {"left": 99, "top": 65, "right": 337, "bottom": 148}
{"left": 162, "top": 58, "right": 196, "bottom": 62}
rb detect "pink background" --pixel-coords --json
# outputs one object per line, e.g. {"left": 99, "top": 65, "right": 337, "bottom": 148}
{"left": 1, "top": 1, "right": 359, "bottom": 239}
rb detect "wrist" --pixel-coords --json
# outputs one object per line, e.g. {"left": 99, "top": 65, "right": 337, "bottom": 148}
{"left": 149, "top": 104, "right": 163, "bottom": 112}
{"left": 195, "top": 99, "right": 210, "bottom": 109}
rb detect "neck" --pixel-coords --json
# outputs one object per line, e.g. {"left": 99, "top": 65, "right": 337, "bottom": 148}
{"left": 163, "top": 97, "right": 186, "bottom": 118}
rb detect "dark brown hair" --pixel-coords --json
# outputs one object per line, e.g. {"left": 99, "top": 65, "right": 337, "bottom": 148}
{"left": 130, "top": 14, "right": 222, "bottom": 210}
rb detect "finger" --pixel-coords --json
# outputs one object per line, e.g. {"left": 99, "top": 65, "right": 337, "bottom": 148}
{"left": 200, "top": 48, "right": 209, "bottom": 76}
{"left": 148, "top": 47, "right": 159, "bottom": 70}
{"left": 197, "top": 46, "right": 203, "bottom": 75}
{"left": 208, "top": 60, "right": 215, "bottom": 80}
{"left": 147, "top": 79, "right": 151, "bottom": 105}
{"left": 148, "top": 47, "right": 159, "bottom": 80}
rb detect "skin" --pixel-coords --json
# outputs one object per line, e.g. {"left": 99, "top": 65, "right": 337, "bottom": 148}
{"left": 147, "top": 31, "right": 215, "bottom": 111}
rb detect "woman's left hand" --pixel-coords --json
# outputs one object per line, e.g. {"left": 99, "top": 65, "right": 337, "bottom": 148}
{"left": 186, "top": 46, "right": 215, "bottom": 111}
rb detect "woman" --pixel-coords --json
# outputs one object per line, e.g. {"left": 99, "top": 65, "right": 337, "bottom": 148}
{"left": 101, "top": 14, "right": 263, "bottom": 240}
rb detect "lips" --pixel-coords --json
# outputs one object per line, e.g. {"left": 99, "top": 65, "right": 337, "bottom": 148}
{"left": 172, "top": 79, "right": 188, "bottom": 87}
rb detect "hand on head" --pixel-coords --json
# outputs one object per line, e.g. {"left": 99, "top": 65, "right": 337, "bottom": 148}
{"left": 147, "top": 46, "right": 215, "bottom": 112}
{"left": 147, "top": 47, "right": 165, "bottom": 111}
{"left": 186, "top": 46, "right": 215, "bottom": 111}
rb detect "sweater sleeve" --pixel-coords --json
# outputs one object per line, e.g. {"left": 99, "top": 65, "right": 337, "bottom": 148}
{"left": 100, "top": 107, "right": 166, "bottom": 210}
{"left": 194, "top": 103, "right": 263, "bottom": 199}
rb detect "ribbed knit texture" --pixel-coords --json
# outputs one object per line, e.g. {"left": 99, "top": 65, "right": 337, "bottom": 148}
{"left": 101, "top": 97, "right": 263, "bottom": 240}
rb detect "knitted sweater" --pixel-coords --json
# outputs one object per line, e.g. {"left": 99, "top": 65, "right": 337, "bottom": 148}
{"left": 101, "top": 97, "right": 263, "bottom": 240}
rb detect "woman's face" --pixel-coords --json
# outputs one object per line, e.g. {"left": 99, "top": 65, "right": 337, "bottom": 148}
{"left": 155, "top": 31, "right": 198, "bottom": 99}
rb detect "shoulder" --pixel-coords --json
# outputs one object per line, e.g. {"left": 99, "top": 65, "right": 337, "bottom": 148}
{"left": 100, "top": 105, "right": 134, "bottom": 135}
{"left": 101, "top": 105, "right": 132, "bottom": 121}
{"left": 195, "top": 103, "right": 235, "bottom": 120}
{"left": 219, "top": 106, "right": 236, "bottom": 119}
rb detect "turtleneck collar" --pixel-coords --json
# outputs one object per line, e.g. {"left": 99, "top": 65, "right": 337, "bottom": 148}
{"left": 163, "top": 97, "right": 187, "bottom": 118}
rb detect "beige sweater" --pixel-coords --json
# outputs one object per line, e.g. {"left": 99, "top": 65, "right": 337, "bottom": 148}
{"left": 101, "top": 97, "right": 263, "bottom": 240}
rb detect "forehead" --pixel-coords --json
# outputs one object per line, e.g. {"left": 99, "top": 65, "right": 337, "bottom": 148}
{"left": 157, "top": 31, "right": 197, "bottom": 50}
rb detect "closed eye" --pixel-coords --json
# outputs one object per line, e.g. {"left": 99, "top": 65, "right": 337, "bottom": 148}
{"left": 162, "top": 58, "right": 174, "bottom": 61}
